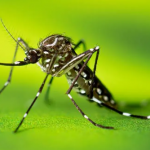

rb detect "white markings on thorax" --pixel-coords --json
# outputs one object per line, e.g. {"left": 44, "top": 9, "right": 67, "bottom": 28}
{"left": 46, "top": 38, "right": 58, "bottom": 47}
{"left": 52, "top": 69, "right": 55, "bottom": 72}
{"left": 59, "top": 44, "right": 65, "bottom": 50}
{"left": 67, "top": 71, "right": 71, "bottom": 76}
{"left": 45, "top": 59, "right": 51, "bottom": 63}
{"left": 54, "top": 63, "right": 59, "bottom": 68}
{"left": 46, "top": 64, "right": 49, "bottom": 68}
{"left": 88, "top": 79, "right": 92, "bottom": 85}
{"left": 58, "top": 37, "right": 64, "bottom": 41}
{"left": 64, "top": 53, "right": 69, "bottom": 57}
{"left": 43, "top": 51, "right": 49, "bottom": 54}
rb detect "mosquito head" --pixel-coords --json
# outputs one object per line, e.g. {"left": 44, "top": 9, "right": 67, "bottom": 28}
{"left": 39, "top": 34, "right": 72, "bottom": 54}
{"left": 24, "top": 49, "right": 41, "bottom": 63}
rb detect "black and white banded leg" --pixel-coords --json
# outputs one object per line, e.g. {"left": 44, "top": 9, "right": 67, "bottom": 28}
{"left": 14, "top": 74, "right": 49, "bottom": 133}
{"left": 0, "top": 38, "right": 29, "bottom": 94}
{"left": 74, "top": 39, "right": 96, "bottom": 98}
{"left": 66, "top": 46, "right": 113, "bottom": 129}
{"left": 67, "top": 94, "right": 113, "bottom": 129}
{"left": 89, "top": 47, "right": 99, "bottom": 99}
{"left": 44, "top": 76, "right": 54, "bottom": 103}
{"left": 101, "top": 102, "right": 150, "bottom": 119}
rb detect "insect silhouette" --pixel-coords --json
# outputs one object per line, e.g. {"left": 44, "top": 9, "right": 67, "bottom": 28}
{"left": 0, "top": 20, "right": 150, "bottom": 133}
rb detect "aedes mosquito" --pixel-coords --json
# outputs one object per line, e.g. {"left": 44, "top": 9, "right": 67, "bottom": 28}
{"left": 0, "top": 19, "right": 150, "bottom": 133}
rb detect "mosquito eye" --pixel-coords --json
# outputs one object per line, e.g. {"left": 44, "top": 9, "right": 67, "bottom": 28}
{"left": 30, "top": 55, "right": 37, "bottom": 63}
{"left": 25, "top": 50, "right": 39, "bottom": 63}
{"left": 30, "top": 54, "right": 38, "bottom": 63}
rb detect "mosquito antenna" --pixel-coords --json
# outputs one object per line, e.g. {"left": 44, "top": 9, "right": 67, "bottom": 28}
{"left": 0, "top": 18, "right": 25, "bottom": 51}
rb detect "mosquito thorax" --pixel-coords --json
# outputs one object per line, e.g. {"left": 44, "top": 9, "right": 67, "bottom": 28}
{"left": 39, "top": 34, "right": 72, "bottom": 54}
{"left": 24, "top": 49, "right": 41, "bottom": 63}
{"left": 37, "top": 34, "right": 74, "bottom": 74}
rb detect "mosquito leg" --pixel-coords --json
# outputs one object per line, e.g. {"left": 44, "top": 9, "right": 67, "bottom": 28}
{"left": 44, "top": 76, "right": 54, "bottom": 103}
{"left": 89, "top": 48, "right": 100, "bottom": 99}
{"left": 66, "top": 47, "right": 113, "bottom": 129}
{"left": 67, "top": 94, "right": 113, "bottom": 129}
{"left": 74, "top": 40, "right": 86, "bottom": 51}
{"left": 0, "top": 38, "right": 29, "bottom": 94}
{"left": 74, "top": 40, "right": 96, "bottom": 98}
{"left": 101, "top": 102, "right": 150, "bottom": 119}
{"left": 14, "top": 74, "right": 49, "bottom": 133}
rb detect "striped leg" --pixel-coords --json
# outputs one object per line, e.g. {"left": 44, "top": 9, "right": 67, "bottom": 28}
{"left": 0, "top": 38, "right": 29, "bottom": 94}
{"left": 74, "top": 40, "right": 97, "bottom": 98}
{"left": 101, "top": 102, "right": 150, "bottom": 119}
{"left": 14, "top": 74, "right": 49, "bottom": 133}
{"left": 67, "top": 94, "right": 113, "bottom": 129}
{"left": 89, "top": 47, "right": 100, "bottom": 99}
{"left": 66, "top": 47, "right": 113, "bottom": 129}
{"left": 44, "top": 77, "right": 54, "bottom": 103}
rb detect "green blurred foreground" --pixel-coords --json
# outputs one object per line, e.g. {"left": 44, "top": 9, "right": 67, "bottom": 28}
{"left": 0, "top": 85, "right": 150, "bottom": 150}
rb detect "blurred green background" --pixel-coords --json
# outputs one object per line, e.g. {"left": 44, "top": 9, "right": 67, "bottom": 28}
{"left": 0, "top": 0, "right": 150, "bottom": 150}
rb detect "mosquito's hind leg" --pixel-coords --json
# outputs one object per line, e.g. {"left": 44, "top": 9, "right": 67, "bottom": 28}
{"left": 74, "top": 39, "right": 99, "bottom": 99}
{"left": 88, "top": 46, "right": 100, "bottom": 99}
{"left": 44, "top": 76, "right": 54, "bottom": 104}
{"left": 101, "top": 102, "right": 150, "bottom": 119}
{"left": 67, "top": 93, "right": 113, "bottom": 129}
{"left": 66, "top": 46, "right": 113, "bottom": 129}
{"left": 0, "top": 38, "right": 29, "bottom": 94}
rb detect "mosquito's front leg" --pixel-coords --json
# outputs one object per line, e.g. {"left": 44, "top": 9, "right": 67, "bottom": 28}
{"left": 0, "top": 38, "right": 29, "bottom": 94}
{"left": 14, "top": 74, "right": 49, "bottom": 133}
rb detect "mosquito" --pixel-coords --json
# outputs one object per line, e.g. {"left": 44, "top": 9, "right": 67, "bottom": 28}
{"left": 0, "top": 20, "right": 150, "bottom": 133}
